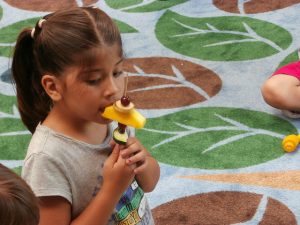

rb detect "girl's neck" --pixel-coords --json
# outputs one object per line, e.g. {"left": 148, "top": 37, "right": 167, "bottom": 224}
{"left": 42, "top": 107, "right": 108, "bottom": 145}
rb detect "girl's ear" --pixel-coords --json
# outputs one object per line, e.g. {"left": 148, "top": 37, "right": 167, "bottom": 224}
{"left": 41, "top": 75, "right": 63, "bottom": 101}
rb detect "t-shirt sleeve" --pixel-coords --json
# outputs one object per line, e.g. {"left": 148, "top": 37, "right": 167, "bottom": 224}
{"left": 22, "top": 152, "right": 72, "bottom": 204}
{"left": 272, "top": 61, "right": 300, "bottom": 80}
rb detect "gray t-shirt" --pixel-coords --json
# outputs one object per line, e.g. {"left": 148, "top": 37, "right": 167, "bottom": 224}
{"left": 22, "top": 123, "right": 154, "bottom": 225}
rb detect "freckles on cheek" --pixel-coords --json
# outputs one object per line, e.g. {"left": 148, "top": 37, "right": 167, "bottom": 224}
{"left": 72, "top": 84, "right": 90, "bottom": 96}
{"left": 76, "top": 88, "right": 86, "bottom": 96}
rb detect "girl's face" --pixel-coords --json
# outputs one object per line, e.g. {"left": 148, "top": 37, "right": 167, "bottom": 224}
{"left": 57, "top": 44, "right": 125, "bottom": 125}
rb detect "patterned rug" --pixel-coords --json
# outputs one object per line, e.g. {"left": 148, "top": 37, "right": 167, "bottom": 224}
{"left": 1, "top": 1, "right": 300, "bottom": 224}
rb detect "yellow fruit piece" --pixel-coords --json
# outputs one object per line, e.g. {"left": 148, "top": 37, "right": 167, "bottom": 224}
{"left": 282, "top": 134, "right": 300, "bottom": 153}
{"left": 102, "top": 106, "right": 146, "bottom": 128}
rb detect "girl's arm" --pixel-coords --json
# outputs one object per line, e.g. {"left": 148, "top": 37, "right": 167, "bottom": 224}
{"left": 121, "top": 137, "right": 160, "bottom": 193}
{"left": 38, "top": 188, "right": 121, "bottom": 225}
{"left": 134, "top": 154, "right": 160, "bottom": 192}
{"left": 38, "top": 145, "right": 135, "bottom": 225}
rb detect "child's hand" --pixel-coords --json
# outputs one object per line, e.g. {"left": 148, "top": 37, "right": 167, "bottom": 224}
{"left": 102, "top": 144, "right": 136, "bottom": 195}
{"left": 120, "top": 137, "right": 150, "bottom": 175}
{"left": 109, "top": 138, "right": 160, "bottom": 193}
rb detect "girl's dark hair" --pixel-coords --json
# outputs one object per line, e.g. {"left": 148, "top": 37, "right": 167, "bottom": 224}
{"left": 12, "top": 7, "right": 122, "bottom": 133}
{"left": 0, "top": 164, "right": 39, "bottom": 225}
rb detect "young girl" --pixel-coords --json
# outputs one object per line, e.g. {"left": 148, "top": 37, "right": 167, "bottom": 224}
{"left": 261, "top": 60, "right": 300, "bottom": 118}
{"left": 0, "top": 163, "right": 39, "bottom": 225}
{"left": 12, "top": 7, "right": 160, "bottom": 225}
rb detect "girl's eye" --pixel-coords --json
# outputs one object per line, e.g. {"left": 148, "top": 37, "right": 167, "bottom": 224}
{"left": 113, "top": 71, "right": 124, "bottom": 78}
{"left": 86, "top": 78, "right": 101, "bottom": 85}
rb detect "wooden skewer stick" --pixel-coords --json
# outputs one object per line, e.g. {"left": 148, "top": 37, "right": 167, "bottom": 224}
{"left": 123, "top": 73, "right": 128, "bottom": 97}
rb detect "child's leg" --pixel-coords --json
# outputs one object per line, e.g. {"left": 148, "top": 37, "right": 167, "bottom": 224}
{"left": 261, "top": 74, "right": 300, "bottom": 111}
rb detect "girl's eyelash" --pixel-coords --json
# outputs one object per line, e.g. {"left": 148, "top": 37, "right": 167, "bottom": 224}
{"left": 86, "top": 71, "right": 124, "bottom": 84}
{"left": 86, "top": 78, "right": 101, "bottom": 85}
{"left": 113, "top": 71, "right": 124, "bottom": 77}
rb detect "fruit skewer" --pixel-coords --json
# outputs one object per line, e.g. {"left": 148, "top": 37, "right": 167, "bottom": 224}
{"left": 102, "top": 73, "right": 146, "bottom": 145}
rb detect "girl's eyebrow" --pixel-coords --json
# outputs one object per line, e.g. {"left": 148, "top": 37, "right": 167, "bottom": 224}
{"left": 84, "top": 68, "right": 103, "bottom": 73}
{"left": 78, "top": 68, "right": 104, "bottom": 78}
{"left": 116, "top": 58, "right": 123, "bottom": 65}
{"left": 83, "top": 58, "right": 123, "bottom": 73}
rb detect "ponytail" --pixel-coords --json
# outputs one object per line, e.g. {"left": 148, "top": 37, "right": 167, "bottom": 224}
{"left": 12, "top": 28, "right": 51, "bottom": 134}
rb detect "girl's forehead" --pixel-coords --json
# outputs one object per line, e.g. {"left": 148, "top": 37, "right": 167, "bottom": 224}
{"left": 65, "top": 45, "right": 123, "bottom": 77}
{"left": 68, "top": 45, "right": 120, "bottom": 70}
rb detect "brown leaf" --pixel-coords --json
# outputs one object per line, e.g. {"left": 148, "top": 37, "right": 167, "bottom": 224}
{"left": 153, "top": 192, "right": 297, "bottom": 225}
{"left": 123, "top": 57, "right": 222, "bottom": 109}
{"left": 4, "top": 0, "right": 98, "bottom": 12}
{"left": 213, "top": 0, "right": 300, "bottom": 14}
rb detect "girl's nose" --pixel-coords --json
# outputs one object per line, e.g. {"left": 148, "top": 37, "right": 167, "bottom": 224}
{"left": 103, "top": 76, "right": 119, "bottom": 98}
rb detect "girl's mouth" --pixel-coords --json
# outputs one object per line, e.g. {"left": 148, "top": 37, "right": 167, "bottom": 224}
{"left": 100, "top": 107, "right": 106, "bottom": 114}
{"left": 100, "top": 103, "right": 114, "bottom": 114}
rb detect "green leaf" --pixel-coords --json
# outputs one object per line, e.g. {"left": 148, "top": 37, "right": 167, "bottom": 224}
{"left": 0, "top": 134, "right": 31, "bottom": 160}
{"left": 125, "top": 0, "right": 188, "bottom": 12}
{"left": 0, "top": 6, "right": 3, "bottom": 20}
{"left": 0, "top": 93, "right": 30, "bottom": 160}
{"left": 0, "top": 118, "right": 27, "bottom": 133}
{"left": 105, "top": 0, "right": 143, "bottom": 9}
{"left": 106, "top": 0, "right": 188, "bottom": 12}
{"left": 0, "top": 46, "right": 13, "bottom": 57}
{"left": 0, "top": 17, "right": 38, "bottom": 57}
{"left": 277, "top": 50, "right": 299, "bottom": 69}
{"left": 12, "top": 166, "right": 22, "bottom": 176}
{"left": 137, "top": 107, "right": 295, "bottom": 169}
{"left": 0, "top": 18, "right": 38, "bottom": 43}
{"left": 113, "top": 19, "right": 138, "bottom": 33}
{"left": 0, "top": 92, "right": 17, "bottom": 114}
{"left": 155, "top": 11, "right": 292, "bottom": 61}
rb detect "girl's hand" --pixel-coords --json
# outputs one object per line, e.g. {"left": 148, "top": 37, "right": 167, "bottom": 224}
{"left": 109, "top": 138, "right": 160, "bottom": 193}
{"left": 119, "top": 137, "right": 150, "bottom": 175}
{"left": 102, "top": 144, "right": 136, "bottom": 195}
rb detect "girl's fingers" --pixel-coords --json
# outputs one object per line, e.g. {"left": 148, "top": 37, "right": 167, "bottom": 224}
{"left": 126, "top": 137, "right": 137, "bottom": 146}
{"left": 133, "top": 162, "right": 147, "bottom": 174}
{"left": 109, "top": 139, "right": 117, "bottom": 148}
{"left": 120, "top": 144, "right": 139, "bottom": 158}
{"left": 126, "top": 152, "right": 145, "bottom": 165}
{"left": 105, "top": 144, "right": 120, "bottom": 166}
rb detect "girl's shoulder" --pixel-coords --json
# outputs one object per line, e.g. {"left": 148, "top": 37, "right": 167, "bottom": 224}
{"left": 25, "top": 124, "right": 75, "bottom": 161}
{"left": 27, "top": 123, "right": 113, "bottom": 158}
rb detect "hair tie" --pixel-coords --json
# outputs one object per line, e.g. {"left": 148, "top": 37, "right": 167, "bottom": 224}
{"left": 31, "top": 28, "right": 35, "bottom": 39}
{"left": 31, "top": 19, "right": 46, "bottom": 39}
{"left": 38, "top": 19, "right": 46, "bottom": 28}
